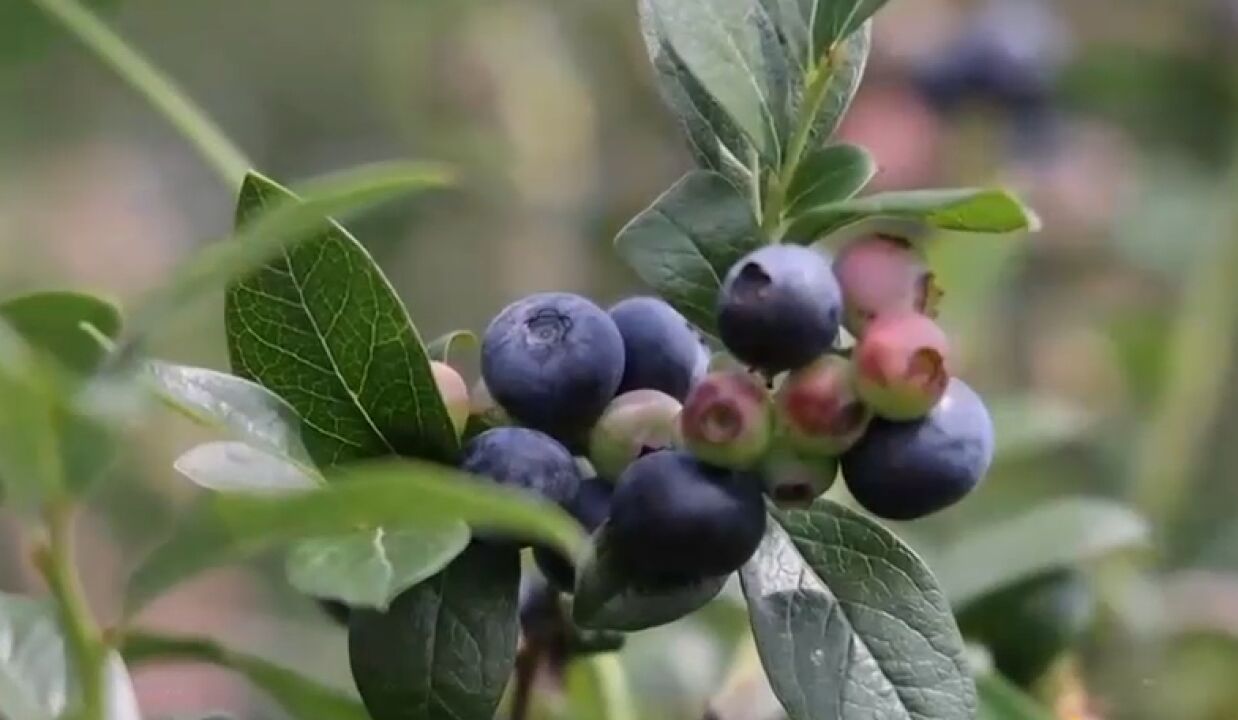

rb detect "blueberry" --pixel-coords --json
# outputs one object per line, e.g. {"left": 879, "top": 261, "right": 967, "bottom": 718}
{"left": 535, "top": 476, "right": 614, "bottom": 591}
{"left": 761, "top": 445, "right": 839, "bottom": 509}
{"left": 841, "top": 378, "right": 994, "bottom": 520}
{"left": 461, "top": 428, "right": 581, "bottom": 542}
{"left": 482, "top": 293, "right": 624, "bottom": 444}
{"left": 609, "top": 297, "right": 707, "bottom": 401}
{"left": 854, "top": 312, "right": 951, "bottom": 421}
{"left": 318, "top": 598, "right": 351, "bottom": 626}
{"left": 717, "top": 245, "right": 842, "bottom": 374}
{"left": 431, "top": 361, "right": 469, "bottom": 436}
{"left": 608, "top": 450, "right": 765, "bottom": 585}
{"left": 776, "top": 354, "right": 872, "bottom": 457}
{"left": 680, "top": 371, "right": 773, "bottom": 470}
{"left": 588, "top": 390, "right": 682, "bottom": 481}
{"left": 832, "top": 235, "right": 940, "bottom": 337}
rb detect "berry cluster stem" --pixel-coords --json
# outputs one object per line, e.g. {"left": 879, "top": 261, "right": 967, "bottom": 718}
{"left": 36, "top": 500, "right": 107, "bottom": 720}
{"left": 761, "top": 47, "right": 840, "bottom": 235}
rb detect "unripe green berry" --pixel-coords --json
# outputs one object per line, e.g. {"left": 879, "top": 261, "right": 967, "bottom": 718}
{"left": 679, "top": 371, "right": 773, "bottom": 470}
{"left": 588, "top": 390, "right": 683, "bottom": 481}
{"left": 776, "top": 354, "right": 872, "bottom": 457}
{"left": 761, "top": 445, "right": 838, "bottom": 508}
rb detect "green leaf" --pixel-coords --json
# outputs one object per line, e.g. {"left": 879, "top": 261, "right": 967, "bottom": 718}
{"left": 0, "top": 593, "right": 69, "bottom": 720}
{"left": 785, "top": 144, "right": 876, "bottom": 216}
{"left": 225, "top": 171, "right": 458, "bottom": 467}
{"left": 125, "top": 161, "right": 453, "bottom": 353}
{"left": 125, "top": 458, "right": 586, "bottom": 614}
{"left": 349, "top": 544, "right": 520, "bottom": 720}
{"left": 0, "top": 291, "right": 122, "bottom": 376}
{"left": 123, "top": 631, "right": 369, "bottom": 720}
{"left": 808, "top": 23, "right": 871, "bottom": 143}
{"left": 173, "top": 441, "right": 321, "bottom": 494}
{"left": 573, "top": 525, "right": 727, "bottom": 632}
{"left": 935, "top": 498, "right": 1149, "bottom": 607}
{"left": 0, "top": 0, "right": 120, "bottom": 68}
{"left": 563, "top": 654, "right": 638, "bottom": 720}
{"left": 286, "top": 523, "right": 470, "bottom": 611}
{"left": 147, "top": 361, "right": 311, "bottom": 461}
{"left": 809, "top": 0, "right": 887, "bottom": 60}
{"left": 785, "top": 188, "right": 1041, "bottom": 243}
{"left": 427, "top": 330, "right": 477, "bottom": 365}
{"left": 988, "top": 396, "right": 1095, "bottom": 462}
{"left": 740, "top": 502, "right": 976, "bottom": 720}
{"left": 613, "top": 171, "right": 763, "bottom": 335}
{"left": 640, "top": 0, "right": 755, "bottom": 186}
{"left": 0, "top": 321, "right": 70, "bottom": 506}
{"left": 643, "top": 0, "right": 790, "bottom": 161}
{"left": 102, "top": 654, "right": 141, "bottom": 720}
{"left": 976, "top": 671, "right": 1055, "bottom": 720}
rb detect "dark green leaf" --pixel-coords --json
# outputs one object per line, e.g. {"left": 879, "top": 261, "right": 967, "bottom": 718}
{"left": 0, "top": 321, "right": 65, "bottom": 506}
{"left": 0, "top": 593, "right": 69, "bottom": 720}
{"left": 935, "top": 498, "right": 1149, "bottom": 607}
{"left": 173, "top": 441, "right": 321, "bottom": 494}
{"left": 349, "top": 544, "right": 520, "bottom": 720}
{"left": 0, "top": 0, "right": 120, "bottom": 68}
{"left": 573, "top": 526, "right": 727, "bottom": 632}
{"left": 125, "top": 162, "right": 453, "bottom": 353}
{"left": 125, "top": 459, "right": 586, "bottom": 614}
{"left": 427, "top": 330, "right": 477, "bottom": 365}
{"left": 786, "top": 188, "right": 1041, "bottom": 243}
{"left": 808, "top": 23, "right": 871, "bottom": 143}
{"left": 740, "top": 502, "right": 976, "bottom": 720}
{"left": 810, "top": 0, "right": 887, "bottom": 60}
{"left": 785, "top": 144, "right": 876, "bottom": 216}
{"left": 643, "top": 0, "right": 790, "bottom": 161}
{"left": 0, "top": 291, "right": 121, "bottom": 376}
{"left": 225, "top": 171, "right": 458, "bottom": 467}
{"left": 614, "top": 172, "right": 763, "bottom": 335}
{"left": 123, "top": 631, "right": 368, "bottom": 720}
{"left": 286, "top": 523, "right": 471, "bottom": 610}
{"left": 147, "top": 361, "right": 311, "bottom": 461}
{"left": 640, "top": 0, "right": 755, "bottom": 186}
{"left": 976, "top": 671, "right": 1055, "bottom": 720}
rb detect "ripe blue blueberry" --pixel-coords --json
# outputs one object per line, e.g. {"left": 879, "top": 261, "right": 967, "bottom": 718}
{"left": 482, "top": 293, "right": 624, "bottom": 444}
{"left": 462, "top": 428, "right": 581, "bottom": 542}
{"left": 841, "top": 378, "right": 994, "bottom": 520}
{"left": 609, "top": 296, "right": 708, "bottom": 401}
{"left": 607, "top": 450, "right": 765, "bottom": 585}
{"left": 535, "top": 476, "right": 614, "bottom": 592}
{"left": 717, "top": 245, "right": 842, "bottom": 374}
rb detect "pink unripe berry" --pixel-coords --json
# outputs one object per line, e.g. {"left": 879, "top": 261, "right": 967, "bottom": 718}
{"left": 776, "top": 354, "right": 872, "bottom": 457}
{"left": 833, "top": 234, "right": 941, "bottom": 337}
{"left": 679, "top": 371, "right": 773, "bottom": 470}
{"left": 432, "top": 361, "right": 470, "bottom": 435}
{"left": 854, "top": 312, "right": 951, "bottom": 421}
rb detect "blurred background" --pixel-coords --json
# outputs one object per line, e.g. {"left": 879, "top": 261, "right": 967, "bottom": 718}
{"left": 2, "top": 0, "right": 1238, "bottom": 718}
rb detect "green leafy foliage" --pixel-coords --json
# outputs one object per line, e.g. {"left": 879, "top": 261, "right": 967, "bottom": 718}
{"left": 563, "top": 655, "right": 638, "bottom": 720}
{"left": 123, "top": 631, "right": 369, "bottom": 720}
{"left": 935, "top": 498, "right": 1149, "bottom": 607}
{"left": 349, "top": 544, "right": 520, "bottom": 720}
{"left": 0, "top": 291, "right": 121, "bottom": 376}
{"left": 640, "top": 0, "right": 789, "bottom": 162}
{"left": 740, "top": 503, "right": 976, "bottom": 720}
{"left": 147, "top": 361, "right": 311, "bottom": 461}
{"left": 125, "top": 459, "right": 586, "bottom": 614}
{"left": 286, "top": 524, "right": 471, "bottom": 610}
{"left": 785, "top": 144, "right": 876, "bottom": 215}
{"left": 0, "top": 593, "right": 70, "bottom": 720}
{"left": 614, "top": 171, "right": 763, "bottom": 335}
{"left": 0, "top": 0, "right": 120, "bottom": 67}
{"left": 806, "top": 0, "right": 887, "bottom": 60}
{"left": 224, "top": 171, "right": 458, "bottom": 467}
{"left": 573, "top": 526, "right": 728, "bottom": 632}
{"left": 173, "top": 441, "right": 321, "bottom": 494}
{"left": 976, "top": 671, "right": 1055, "bottom": 720}
{"left": 785, "top": 188, "right": 1041, "bottom": 243}
{"left": 427, "top": 330, "right": 477, "bottom": 364}
{"left": 806, "top": 23, "right": 871, "bottom": 144}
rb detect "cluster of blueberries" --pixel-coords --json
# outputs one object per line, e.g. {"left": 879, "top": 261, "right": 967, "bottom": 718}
{"left": 429, "top": 234, "right": 994, "bottom": 597}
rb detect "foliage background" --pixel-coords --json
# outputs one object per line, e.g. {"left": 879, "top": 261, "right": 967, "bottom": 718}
{"left": 2, "top": 0, "right": 1238, "bottom": 717}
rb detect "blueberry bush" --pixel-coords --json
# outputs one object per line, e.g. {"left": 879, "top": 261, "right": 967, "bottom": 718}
{"left": 1, "top": 0, "right": 1171, "bottom": 719}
